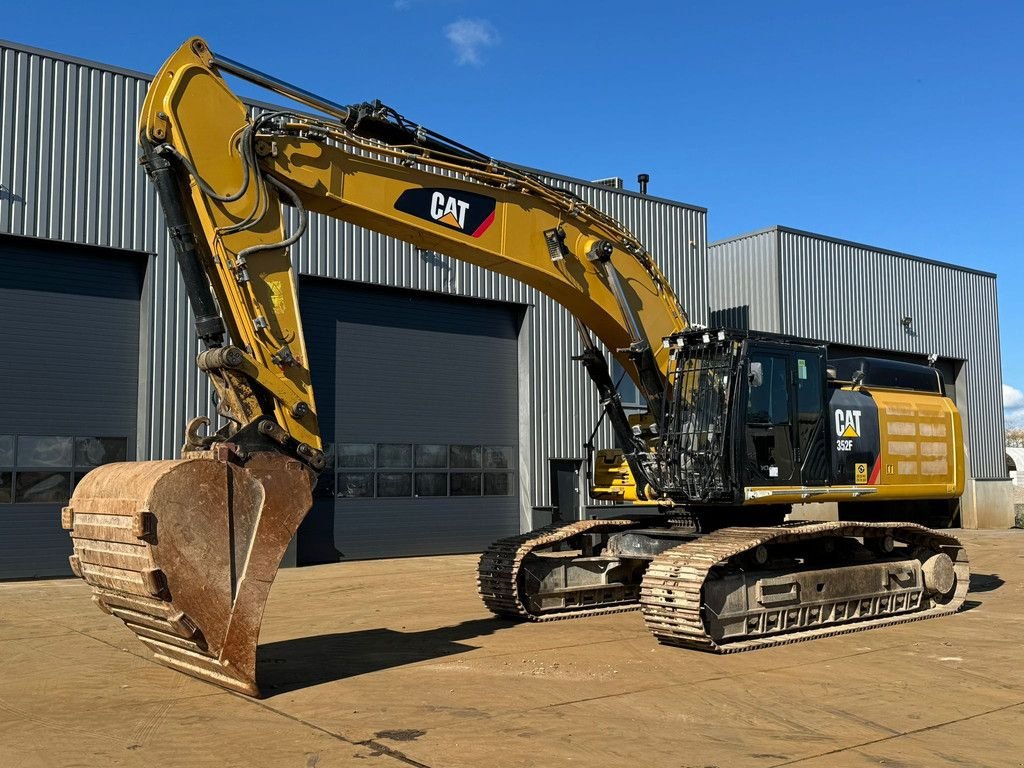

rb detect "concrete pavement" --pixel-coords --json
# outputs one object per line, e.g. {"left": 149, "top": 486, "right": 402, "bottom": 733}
{"left": 1, "top": 529, "right": 1022, "bottom": 767}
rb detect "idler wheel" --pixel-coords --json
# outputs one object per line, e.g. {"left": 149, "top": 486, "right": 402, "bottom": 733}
{"left": 921, "top": 552, "right": 956, "bottom": 597}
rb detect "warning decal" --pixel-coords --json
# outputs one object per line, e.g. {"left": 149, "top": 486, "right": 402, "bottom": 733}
{"left": 855, "top": 463, "right": 868, "bottom": 484}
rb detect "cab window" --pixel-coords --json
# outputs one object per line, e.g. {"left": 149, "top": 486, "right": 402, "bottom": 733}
{"left": 747, "top": 354, "right": 789, "bottom": 425}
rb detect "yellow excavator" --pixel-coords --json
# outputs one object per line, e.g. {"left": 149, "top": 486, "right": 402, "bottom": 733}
{"left": 62, "top": 38, "right": 969, "bottom": 696}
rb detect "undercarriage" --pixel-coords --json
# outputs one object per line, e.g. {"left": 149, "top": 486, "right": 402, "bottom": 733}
{"left": 477, "top": 517, "right": 968, "bottom": 650}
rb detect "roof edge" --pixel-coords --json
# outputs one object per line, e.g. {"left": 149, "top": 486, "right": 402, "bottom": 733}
{"left": 0, "top": 37, "right": 708, "bottom": 215}
{"left": 0, "top": 37, "right": 298, "bottom": 116}
{"left": 709, "top": 225, "right": 779, "bottom": 247}
{"left": 515, "top": 164, "right": 707, "bottom": 214}
{"left": 0, "top": 37, "right": 153, "bottom": 81}
{"left": 711, "top": 224, "right": 997, "bottom": 280}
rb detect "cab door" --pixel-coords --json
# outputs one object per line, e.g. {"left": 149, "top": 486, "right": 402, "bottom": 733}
{"left": 742, "top": 345, "right": 829, "bottom": 489}
{"left": 792, "top": 350, "right": 829, "bottom": 487}
{"left": 743, "top": 351, "right": 796, "bottom": 485}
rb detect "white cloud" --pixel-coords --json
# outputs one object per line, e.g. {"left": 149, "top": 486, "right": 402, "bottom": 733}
{"left": 393, "top": 0, "right": 411, "bottom": 9}
{"left": 444, "top": 19, "right": 499, "bottom": 66}
{"left": 1005, "top": 384, "right": 1024, "bottom": 428}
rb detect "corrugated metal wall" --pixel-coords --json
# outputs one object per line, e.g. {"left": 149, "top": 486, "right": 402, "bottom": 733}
{"left": 0, "top": 39, "right": 708, "bottom": 511}
{"left": 707, "top": 228, "right": 779, "bottom": 331}
{"left": 709, "top": 226, "right": 1005, "bottom": 479}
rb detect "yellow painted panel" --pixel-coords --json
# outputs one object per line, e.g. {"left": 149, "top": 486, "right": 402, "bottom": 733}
{"left": 872, "top": 389, "right": 964, "bottom": 496}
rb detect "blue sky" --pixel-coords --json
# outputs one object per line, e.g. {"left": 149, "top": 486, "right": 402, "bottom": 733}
{"left": 6, "top": 2, "right": 1023, "bottom": 424}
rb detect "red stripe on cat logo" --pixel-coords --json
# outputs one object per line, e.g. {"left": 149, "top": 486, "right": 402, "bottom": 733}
{"left": 471, "top": 210, "right": 495, "bottom": 238}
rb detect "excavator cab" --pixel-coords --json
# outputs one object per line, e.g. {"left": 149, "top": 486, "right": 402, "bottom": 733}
{"left": 657, "top": 328, "right": 963, "bottom": 510}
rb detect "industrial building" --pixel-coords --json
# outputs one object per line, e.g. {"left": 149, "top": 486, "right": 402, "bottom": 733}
{"left": 709, "top": 226, "right": 1011, "bottom": 529}
{"left": 0, "top": 39, "right": 1010, "bottom": 580}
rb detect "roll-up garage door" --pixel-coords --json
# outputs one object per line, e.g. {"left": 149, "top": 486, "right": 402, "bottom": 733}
{"left": 298, "top": 278, "right": 522, "bottom": 561}
{"left": 0, "top": 239, "right": 143, "bottom": 578}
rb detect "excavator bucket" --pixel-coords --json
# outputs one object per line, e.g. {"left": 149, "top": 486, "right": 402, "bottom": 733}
{"left": 61, "top": 452, "right": 313, "bottom": 696}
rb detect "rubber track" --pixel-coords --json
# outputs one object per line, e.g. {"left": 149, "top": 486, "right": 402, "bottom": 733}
{"left": 640, "top": 521, "right": 969, "bottom": 653}
{"left": 477, "top": 519, "right": 645, "bottom": 621}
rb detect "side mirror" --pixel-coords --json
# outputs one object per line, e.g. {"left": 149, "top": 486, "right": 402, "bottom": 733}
{"left": 749, "top": 361, "right": 763, "bottom": 389}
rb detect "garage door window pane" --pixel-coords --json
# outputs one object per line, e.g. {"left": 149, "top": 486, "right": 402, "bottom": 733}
{"left": 337, "top": 473, "right": 373, "bottom": 498}
{"left": 483, "top": 447, "right": 514, "bottom": 469}
{"left": 483, "top": 473, "right": 513, "bottom": 496}
{"left": 377, "top": 444, "right": 412, "bottom": 468}
{"left": 450, "top": 472, "right": 481, "bottom": 496}
{"left": 450, "top": 445, "right": 482, "bottom": 469}
{"left": 0, "top": 471, "right": 11, "bottom": 503}
{"left": 0, "top": 436, "right": 13, "bottom": 467}
{"left": 414, "top": 444, "right": 448, "bottom": 468}
{"left": 377, "top": 473, "right": 412, "bottom": 497}
{"left": 415, "top": 473, "right": 448, "bottom": 497}
{"left": 17, "top": 436, "right": 73, "bottom": 467}
{"left": 338, "top": 444, "right": 375, "bottom": 468}
{"left": 72, "top": 471, "right": 93, "bottom": 492}
{"left": 75, "top": 437, "right": 128, "bottom": 467}
{"left": 313, "top": 473, "right": 336, "bottom": 498}
{"left": 15, "top": 471, "right": 70, "bottom": 503}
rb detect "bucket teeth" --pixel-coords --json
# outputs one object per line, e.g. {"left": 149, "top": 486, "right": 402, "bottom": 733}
{"left": 64, "top": 452, "right": 313, "bottom": 697}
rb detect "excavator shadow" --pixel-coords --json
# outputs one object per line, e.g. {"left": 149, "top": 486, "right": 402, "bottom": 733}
{"left": 954, "top": 572, "right": 1005, "bottom": 613}
{"left": 254, "top": 571, "right": 1004, "bottom": 696}
{"left": 968, "top": 572, "right": 1004, "bottom": 593}
{"left": 255, "top": 616, "right": 518, "bottom": 696}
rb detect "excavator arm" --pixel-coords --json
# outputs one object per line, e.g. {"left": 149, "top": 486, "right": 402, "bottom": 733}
{"left": 141, "top": 37, "right": 686, "bottom": 484}
{"left": 62, "top": 37, "right": 686, "bottom": 695}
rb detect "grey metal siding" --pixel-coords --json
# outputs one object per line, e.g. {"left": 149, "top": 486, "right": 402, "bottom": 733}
{"left": 708, "top": 228, "right": 779, "bottom": 330}
{"left": 0, "top": 238, "right": 143, "bottom": 578}
{"left": 0, "top": 39, "right": 708, "bottom": 523}
{"left": 299, "top": 279, "right": 521, "bottom": 559}
{"left": 0, "top": 46, "right": 159, "bottom": 250}
{"left": 710, "top": 227, "right": 1005, "bottom": 479}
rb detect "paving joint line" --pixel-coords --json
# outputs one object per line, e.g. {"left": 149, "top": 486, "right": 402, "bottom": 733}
{"left": 48, "top": 587, "right": 996, "bottom": 768}
{"left": 41, "top": 621, "right": 430, "bottom": 765}
{"left": 357, "top": 739, "right": 433, "bottom": 768}
{"left": 0, "top": 631, "right": 78, "bottom": 642}
{"left": 768, "top": 699, "right": 1024, "bottom": 767}
{"left": 237, "top": 694, "right": 432, "bottom": 768}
